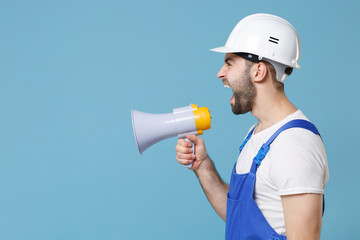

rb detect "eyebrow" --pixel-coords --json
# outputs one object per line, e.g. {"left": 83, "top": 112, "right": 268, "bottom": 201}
{"left": 225, "top": 57, "right": 234, "bottom": 64}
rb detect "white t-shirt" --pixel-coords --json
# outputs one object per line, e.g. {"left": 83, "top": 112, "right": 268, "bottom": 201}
{"left": 235, "top": 110, "right": 329, "bottom": 235}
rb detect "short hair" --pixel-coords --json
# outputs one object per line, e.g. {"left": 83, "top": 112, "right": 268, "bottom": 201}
{"left": 262, "top": 61, "right": 285, "bottom": 91}
{"left": 243, "top": 58, "right": 287, "bottom": 91}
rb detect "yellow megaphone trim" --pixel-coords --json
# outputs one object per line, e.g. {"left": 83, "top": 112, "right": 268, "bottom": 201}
{"left": 191, "top": 104, "right": 211, "bottom": 135}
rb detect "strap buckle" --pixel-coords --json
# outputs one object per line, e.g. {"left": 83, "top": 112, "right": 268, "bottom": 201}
{"left": 254, "top": 144, "right": 270, "bottom": 166}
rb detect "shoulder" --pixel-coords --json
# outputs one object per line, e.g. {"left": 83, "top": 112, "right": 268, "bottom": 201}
{"left": 264, "top": 114, "right": 328, "bottom": 195}
{"left": 276, "top": 125, "right": 323, "bottom": 148}
{"left": 273, "top": 110, "right": 323, "bottom": 152}
{"left": 270, "top": 116, "right": 326, "bottom": 166}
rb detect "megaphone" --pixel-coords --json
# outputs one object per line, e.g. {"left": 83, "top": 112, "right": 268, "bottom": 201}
{"left": 131, "top": 104, "right": 211, "bottom": 168}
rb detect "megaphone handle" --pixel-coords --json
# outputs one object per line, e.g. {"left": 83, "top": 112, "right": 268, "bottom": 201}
{"left": 183, "top": 137, "right": 194, "bottom": 169}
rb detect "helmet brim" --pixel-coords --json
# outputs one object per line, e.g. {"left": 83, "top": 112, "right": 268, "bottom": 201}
{"left": 209, "top": 46, "right": 236, "bottom": 53}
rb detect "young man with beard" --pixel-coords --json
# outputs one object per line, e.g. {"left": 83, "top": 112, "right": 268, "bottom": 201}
{"left": 175, "top": 14, "right": 329, "bottom": 240}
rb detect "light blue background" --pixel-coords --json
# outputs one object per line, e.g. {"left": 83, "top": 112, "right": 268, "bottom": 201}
{"left": 0, "top": 0, "right": 359, "bottom": 239}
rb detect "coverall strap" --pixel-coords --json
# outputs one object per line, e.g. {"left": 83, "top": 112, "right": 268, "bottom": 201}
{"left": 252, "top": 119, "right": 320, "bottom": 171}
{"left": 264, "top": 119, "right": 319, "bottom": 147}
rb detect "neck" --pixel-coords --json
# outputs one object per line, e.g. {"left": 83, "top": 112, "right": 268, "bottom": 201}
{"left": 251, "top": 87, "right": 298, "bottom": 134}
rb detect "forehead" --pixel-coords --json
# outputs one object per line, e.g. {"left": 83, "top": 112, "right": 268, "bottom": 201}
{"left": 224, "top": 53, "right": 245, "bottom": 64}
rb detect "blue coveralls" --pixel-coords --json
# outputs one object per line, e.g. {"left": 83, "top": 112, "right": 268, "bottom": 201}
{"left": 225, "top": 119, "right": 321, "bottom": 240}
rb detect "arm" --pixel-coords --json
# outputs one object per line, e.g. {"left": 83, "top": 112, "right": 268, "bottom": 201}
{"left": 281, "top": 193, "right": 323, "bottom": 240}
{"left": 175, "top": 135, "right": 229, "bottom": 221}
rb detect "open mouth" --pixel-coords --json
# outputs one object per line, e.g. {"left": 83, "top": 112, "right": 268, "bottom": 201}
{"left": 223, "top": 80, "right": 234, "bottom": 104}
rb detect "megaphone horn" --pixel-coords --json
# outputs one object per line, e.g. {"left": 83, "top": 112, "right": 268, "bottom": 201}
{"left": 131, "top": 104, "right": 211, "bottom": 168}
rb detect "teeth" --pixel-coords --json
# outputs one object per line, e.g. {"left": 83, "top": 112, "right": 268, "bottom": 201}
{"left": 224, "top": 85, "right": 231, "bottom": 88}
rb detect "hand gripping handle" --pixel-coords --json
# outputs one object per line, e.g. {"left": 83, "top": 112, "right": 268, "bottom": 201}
{"left": 183, "top": 137, "right": 195, "bottom": 169}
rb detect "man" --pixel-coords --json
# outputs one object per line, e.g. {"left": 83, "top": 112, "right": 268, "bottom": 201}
{"left": 175, "top": 14, "right": 329, "bottom": 239}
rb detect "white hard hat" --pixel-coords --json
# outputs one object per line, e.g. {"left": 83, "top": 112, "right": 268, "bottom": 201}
{"left": 211, "top": 13, "right": 301, "bottom": 82}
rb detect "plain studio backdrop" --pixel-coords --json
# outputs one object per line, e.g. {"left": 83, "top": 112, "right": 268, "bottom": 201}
{"left": 0, "top": 0, "right": 359, "bottom": 239}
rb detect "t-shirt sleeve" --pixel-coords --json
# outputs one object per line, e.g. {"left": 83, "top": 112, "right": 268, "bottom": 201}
{"left": 268, "top": 128, "right": 328, "bottom": 196}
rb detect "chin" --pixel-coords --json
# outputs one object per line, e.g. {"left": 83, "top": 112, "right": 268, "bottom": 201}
{"left": 231, "top": 106, "right": 241, "bottom": 115}
{"left": 232, "top": 105, "right": 251, "bottom": 115}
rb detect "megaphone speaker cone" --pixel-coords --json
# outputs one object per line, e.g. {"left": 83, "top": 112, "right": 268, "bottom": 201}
{"left": 131, "top": 109, "right": 178, "bottom": 154}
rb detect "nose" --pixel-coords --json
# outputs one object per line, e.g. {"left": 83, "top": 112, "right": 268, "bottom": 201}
{"left": 217, "top": 65, "right": 226, "bottom": 79}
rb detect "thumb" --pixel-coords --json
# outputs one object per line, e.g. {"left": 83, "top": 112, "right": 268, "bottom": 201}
{"left": 186, "top": 134, "right": 200, "bottom": 144}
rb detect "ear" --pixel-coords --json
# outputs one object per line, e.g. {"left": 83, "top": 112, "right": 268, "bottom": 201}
{"left": 252, "top": 62, "right": 267, "bottom": 83}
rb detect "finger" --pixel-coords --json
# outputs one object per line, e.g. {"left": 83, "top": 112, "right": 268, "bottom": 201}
{"left": 175, "top": 144, "right": 193, "bottom": 154}
{"left": 177, "top": 138, "right": 193, "bottom": 148}
{"left": 176, "top": 155, "right": 194, "bottom": 165}
{"left": 176, "top": 152, "right": 194, "bottom": 160}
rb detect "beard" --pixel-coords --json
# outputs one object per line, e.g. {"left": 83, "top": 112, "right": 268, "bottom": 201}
{"left": 231, "top": 70, "right": 256, "bottom": 115}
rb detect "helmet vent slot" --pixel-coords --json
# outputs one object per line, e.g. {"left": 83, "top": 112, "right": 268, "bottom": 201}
{"left": 269, "top": 36, "right": 279, "bottom": 44}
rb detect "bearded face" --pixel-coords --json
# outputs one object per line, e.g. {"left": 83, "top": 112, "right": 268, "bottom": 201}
{"left": 230, "top": 62, "right": 256, "bottom": 115}
{"left": 231, "top": 68, "right": 256, "bottom": 115}
{"left": 219, "top": 54, "right": 257, "bottom": 115}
